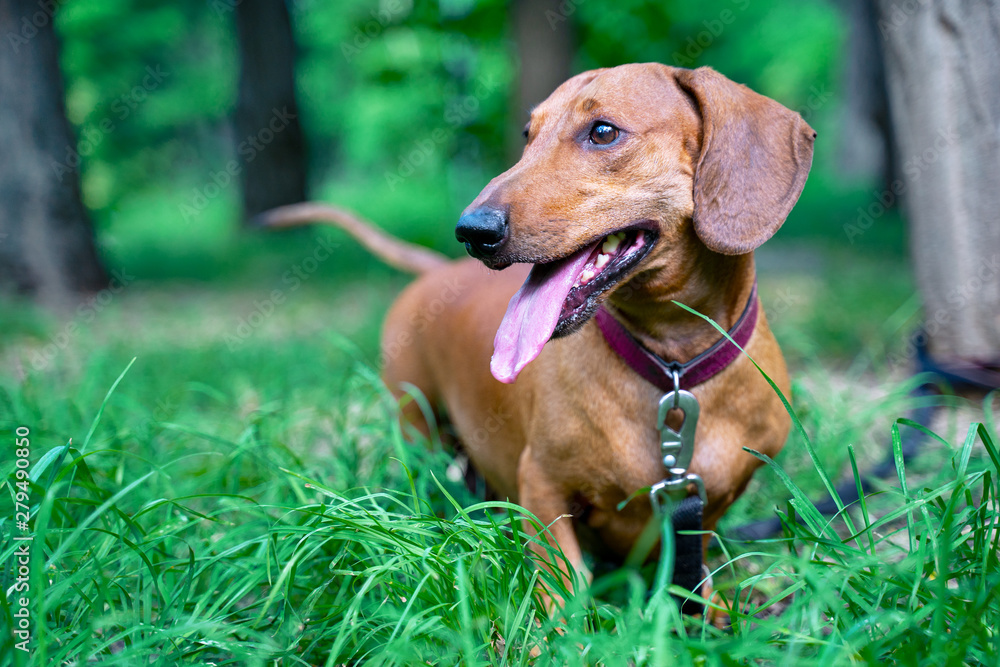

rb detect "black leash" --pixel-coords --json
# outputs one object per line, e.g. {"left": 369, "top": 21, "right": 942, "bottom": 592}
{"left": 729, "top": 336, "right": 999, "bottom": 542}
{"left": 670, "top": 495, "right": 706, "bottom": 614}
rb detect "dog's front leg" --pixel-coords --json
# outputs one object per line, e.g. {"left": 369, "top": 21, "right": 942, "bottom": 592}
{"left": 516, "top": 446, "right": 590, "bottom": 609}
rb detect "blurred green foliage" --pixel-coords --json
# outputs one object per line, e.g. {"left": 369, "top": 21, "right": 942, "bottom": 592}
{"left": 54, "top": 0, "right": 903, "bottom": 284}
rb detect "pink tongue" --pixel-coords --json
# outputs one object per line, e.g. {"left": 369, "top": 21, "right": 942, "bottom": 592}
{"left": 491, "top": 243, "right": 598, "bottom": 383}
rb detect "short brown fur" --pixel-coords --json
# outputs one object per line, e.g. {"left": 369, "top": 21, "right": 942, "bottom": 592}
{"left": 266, "top": 63, "right": 815, "bottom": 600}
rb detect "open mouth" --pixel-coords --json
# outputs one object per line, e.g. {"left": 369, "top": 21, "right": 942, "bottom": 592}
{"left": 491, "top": 227, "right": 655, "bottom": 383}
{"left": 556, "top": 228, "right": 652, "bottom": 335}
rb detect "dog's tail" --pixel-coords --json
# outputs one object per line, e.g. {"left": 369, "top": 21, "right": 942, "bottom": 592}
{"left": 253, "top": 202, "right": 449, "bottom": 275}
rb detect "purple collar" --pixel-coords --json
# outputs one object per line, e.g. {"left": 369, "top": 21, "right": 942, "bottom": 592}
{"left": 594, "top": 282, "right": 759, "bottom": 392}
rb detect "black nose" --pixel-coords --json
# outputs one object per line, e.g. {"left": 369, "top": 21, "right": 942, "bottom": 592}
{"left": 455, "top": 206, "right": 508, "bottom": 259}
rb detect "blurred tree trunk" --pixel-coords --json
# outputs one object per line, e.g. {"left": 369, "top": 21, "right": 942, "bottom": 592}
{"left": 878, "top": 0, "right": 1000, "bottom": 365}
{"left": 509, "top": 0, "right": 574, "bottom": 162}
{"left": 838, "top": 0, "right": 895, "bottom": 188}
{"left": 234, "top": 0, "right": 307, "bottom": 220}
{"left": 0, "top": 0, "right": 107, "bottom": 302}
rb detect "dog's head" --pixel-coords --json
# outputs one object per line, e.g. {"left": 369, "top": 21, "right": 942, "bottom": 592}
{"left": 456, "top": 63, "right": 815, "bottom": 383}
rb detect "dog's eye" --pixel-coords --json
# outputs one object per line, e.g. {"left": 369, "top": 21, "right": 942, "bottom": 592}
{"left": 589, "top": 123, "right": 619, "bottom": 145}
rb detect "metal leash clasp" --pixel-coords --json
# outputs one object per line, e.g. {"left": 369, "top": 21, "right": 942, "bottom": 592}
{"left": 650, "top": 368, "right": 706, "bottom": 514}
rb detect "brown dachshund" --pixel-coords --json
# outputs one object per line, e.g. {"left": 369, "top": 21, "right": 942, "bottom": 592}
{"left": 260, "top": 63, "right": 815, "bottom": 601}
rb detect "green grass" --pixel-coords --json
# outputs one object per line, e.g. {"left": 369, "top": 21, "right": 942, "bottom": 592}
{"left": 1, "top": 236, "right": 998, "bottom": 665}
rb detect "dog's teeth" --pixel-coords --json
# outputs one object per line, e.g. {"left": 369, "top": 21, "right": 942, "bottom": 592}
{"left": 579, "top": 268, "right": 596, "bottom": 285}
{"left": 602, "top": 235, "right": 621, "bottom": 255}
{"left": 595, "top": 253, "right": 610, "bottom": 270}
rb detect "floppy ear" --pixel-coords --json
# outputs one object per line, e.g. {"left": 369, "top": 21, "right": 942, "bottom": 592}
{"left": 674, "top": 67, "right": 816, "bottom": 255}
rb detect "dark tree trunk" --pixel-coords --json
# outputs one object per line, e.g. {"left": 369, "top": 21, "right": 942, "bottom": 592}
{"left": 509, "top": 0, "right": 574, "bottom": 162}
{"left": 234, "top": 0, "right": 307, "bottom": 220}
{"left": 0, "top": 0, "right": 107, "bottom": 302}
{"left": 838, "top": 0, "right": 895, "bottom": 188}
{"left": 878, "top": 0, "right": 1000, "bottom": 363}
